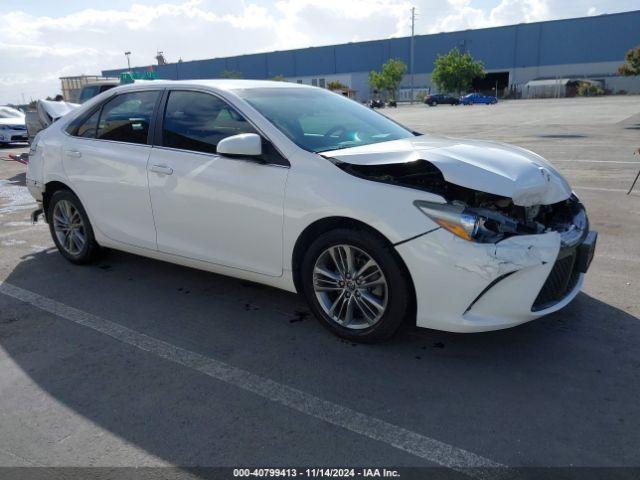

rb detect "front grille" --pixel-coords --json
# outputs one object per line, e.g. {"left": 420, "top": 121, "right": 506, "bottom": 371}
{"left": 532, "top": 248, "right": 580, "bottom": 311}
{"left": 11, "top": 135, "right": 27, "bottom": 141}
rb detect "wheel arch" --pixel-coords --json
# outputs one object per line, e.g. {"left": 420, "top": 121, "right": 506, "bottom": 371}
{"left": 42, "top": 180, "right": 77, "bottom": 221}
{"left": 291, "top": 216, "right": 416, "bottom": 319}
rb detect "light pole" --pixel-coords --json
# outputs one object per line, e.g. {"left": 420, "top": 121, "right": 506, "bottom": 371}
{"left": 410, "top": 7, "right": 416, "bottom": 104}
{"left": 124, "top": 51, "right": 131, "bottom": 72}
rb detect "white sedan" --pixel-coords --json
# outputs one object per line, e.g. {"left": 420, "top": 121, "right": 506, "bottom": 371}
{"left": 26, "top": 80, "right": 596, "bottom": 342}
{"left": 0, "top": 106, "right": 28, "bottom": 145}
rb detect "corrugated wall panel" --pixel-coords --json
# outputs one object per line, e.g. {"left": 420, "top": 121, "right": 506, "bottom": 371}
{"left": 465, "top": 26, "right": 516, "bottom": 70}
{"left": 539, "top": 13, "right": 640, "bottom": 66}
{"left": 234, "top": 54, "right": 268, "bottom": 79}
{"left": 294, "top": 46, "right": 335, "bottom": 76}
{"left": 156, "top": 63, "right": 178, "bottom": 79}
{"left": 413, "top": 31, "right": 464, "bottom": 72}
{"left": 267, "top": 51, "right": 297, "bottom": 77}
{"left": 334, "top": 40, "right": 387, "bottom": 73}
{"left": 512, "top": 23, "right": 542, "bottom": 68}
{"left": 388, "top": 37, "right": 410, "bottom": 65}
{"left": 101, "top": 10, "right": 640, "bottom": 79}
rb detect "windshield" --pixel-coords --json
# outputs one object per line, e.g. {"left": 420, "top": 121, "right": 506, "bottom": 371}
{"left": 236, "top": 87, "right": 414, "bottom": 153}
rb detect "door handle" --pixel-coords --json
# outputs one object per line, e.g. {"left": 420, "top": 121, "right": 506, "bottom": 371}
{"left": 150, "top": 164, "right": 173, "bottom": 175}
{"left": 66, "top": 150, "right": 82, "bottom": 158}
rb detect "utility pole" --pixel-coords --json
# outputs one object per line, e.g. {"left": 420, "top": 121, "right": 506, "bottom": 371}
{"left": 124, "top": 51, "right": 131, "bottom": 72}
{"left": 410, "top": 6, "right": 416, "bottom": 104}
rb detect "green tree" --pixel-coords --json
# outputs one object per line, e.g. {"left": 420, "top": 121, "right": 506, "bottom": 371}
{"left": 618, "top": 45, "right": 640, "bottom": 76}
{"left": 368, "top": 59, "right": 407, "bottom": 100}
{"left": 269, "top": 74, "right": 285, "bottom": 81}
{"left": 368, "top": 70, "right": 385, "bottom": 94}
{"left": 220, "top": 70, "right": 243, "bottom": 79}
{"left": 327, "top": 80, "right": 348, "bottom": 91}
{"left": 432, "top": 48, "right": 486, "bottom": 96}
{"left": 577, "top": 82, "right": 605, "bottom": 97}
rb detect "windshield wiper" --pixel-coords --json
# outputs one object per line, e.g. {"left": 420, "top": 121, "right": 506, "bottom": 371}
{"left": 316, "top": 144, "right": 358, "bottom": 153}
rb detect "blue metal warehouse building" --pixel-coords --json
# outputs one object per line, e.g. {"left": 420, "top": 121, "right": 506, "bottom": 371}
{"left": 103, "top": 10, "right": 640, "bottom": 101}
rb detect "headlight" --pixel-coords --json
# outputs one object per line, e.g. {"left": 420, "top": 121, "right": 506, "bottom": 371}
{"left": 414, "top": 200, "right": 516, "bottom": 243}
{"left": 0, "top": 125, "right": 9, "bottom": 131}
{"left": 414, "top": 201, "right": 480, "bottom": 241}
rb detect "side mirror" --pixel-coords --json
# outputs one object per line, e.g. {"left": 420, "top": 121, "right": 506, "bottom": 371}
{"left": 217, "top": 133, "right": 262, "bottom": 158}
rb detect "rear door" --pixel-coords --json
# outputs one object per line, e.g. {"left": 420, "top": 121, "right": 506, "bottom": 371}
{"left": 147, "top": 89, "right": 288, "bottom": 276}
{"left": 63, "top": 90, "right": 161, "bottom": 250}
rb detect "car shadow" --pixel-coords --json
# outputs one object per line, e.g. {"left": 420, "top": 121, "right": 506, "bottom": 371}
{"left": 0, "top": 143, "right": 28, "bottom": 150}
{"left": 5, "top": 171, "right": 26, "bottom": 186}
{"left": 1, "top": 247, "right": 640, "bottom": 468}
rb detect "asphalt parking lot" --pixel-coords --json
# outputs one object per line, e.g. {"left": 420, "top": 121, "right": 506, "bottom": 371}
{"left": 1, "top": 96, "right": 639, "bottom": 477}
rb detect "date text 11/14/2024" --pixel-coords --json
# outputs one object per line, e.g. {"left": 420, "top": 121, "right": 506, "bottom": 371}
{"left": 233, "top": 468, "right": 401, "bottom": 478}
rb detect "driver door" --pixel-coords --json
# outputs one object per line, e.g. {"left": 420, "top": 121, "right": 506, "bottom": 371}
{"left": 147, "top": 90, "right": 288, "bottom": 276}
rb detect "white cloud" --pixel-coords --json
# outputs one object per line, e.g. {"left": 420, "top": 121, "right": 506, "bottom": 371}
{"left": 489, "top": 0, "right": 551, "bottom": 24}
{"left": 430, "top": 0, "right": 552, "bottom": 32}
{"left": 0, "top": 0, "right": 634, "bottom": 104}
{"left": 0, "top": 0, "right": 416, "bottom": 103}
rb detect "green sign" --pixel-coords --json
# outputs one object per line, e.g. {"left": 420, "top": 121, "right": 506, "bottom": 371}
{"left": 120, "top": 71, "right": 158, "bottom": 84}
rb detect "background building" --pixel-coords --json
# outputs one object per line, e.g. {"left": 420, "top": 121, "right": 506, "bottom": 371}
{"left": 102, "top": 10, "right": 640, "bottom": 102}
{"left": 60, "top": 75, "right": 119, "bottom": 103}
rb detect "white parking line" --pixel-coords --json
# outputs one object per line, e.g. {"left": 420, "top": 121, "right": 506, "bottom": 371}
{"left": 0, "top": 281, "right": 506, "bottom": 478}
{"left": 573, "top": 186, "right": 631, "bottom": 193}
{"left": 552, "top": 160, "right": 640, "bottom": 165}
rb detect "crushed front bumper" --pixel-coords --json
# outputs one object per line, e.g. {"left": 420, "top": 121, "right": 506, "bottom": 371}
{"left": 396, "top": 227, "right": 597, "bottom": 333}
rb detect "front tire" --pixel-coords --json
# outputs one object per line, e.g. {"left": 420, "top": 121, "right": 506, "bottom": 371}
{"left": 301, "top": 229, "right": 411, "bottom": 343}
{"left": 48, "top": 190, "right": 101, "bottom": 264}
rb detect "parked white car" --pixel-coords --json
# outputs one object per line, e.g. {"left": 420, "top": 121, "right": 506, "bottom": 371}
{"left": 0, "top": 106, "right": 28, "bottom": 145}
{"left": 26, "top": 80, "right": 596, "bottom": 342}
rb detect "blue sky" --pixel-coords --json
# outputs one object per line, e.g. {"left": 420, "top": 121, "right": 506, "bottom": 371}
{"left": 1, "top": 0, "right": 638, "bottom": 104}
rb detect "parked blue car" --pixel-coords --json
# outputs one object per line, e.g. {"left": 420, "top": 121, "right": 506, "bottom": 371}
{"left": 460, "top": 93, "right": 498, "bottom": 105}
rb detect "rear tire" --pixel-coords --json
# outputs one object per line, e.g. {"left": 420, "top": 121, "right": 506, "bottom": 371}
{"left": 47, "top": 190, "right": 101, "bottom": 264}
{"left": 301, "top": 229, "right": 411, "bottom": 343}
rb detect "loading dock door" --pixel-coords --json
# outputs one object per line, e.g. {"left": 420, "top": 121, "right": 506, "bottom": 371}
{"left": 472, "top": 71, "right": 509, "bottom": 95}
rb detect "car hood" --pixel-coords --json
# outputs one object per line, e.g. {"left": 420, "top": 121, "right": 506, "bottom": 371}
{"left": 323, "top": 135, "right": 572, "bottom": 207}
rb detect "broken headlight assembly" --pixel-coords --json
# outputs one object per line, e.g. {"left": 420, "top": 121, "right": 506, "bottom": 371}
{"left": 414, "top": 200, "right": 530, "bottom": 243}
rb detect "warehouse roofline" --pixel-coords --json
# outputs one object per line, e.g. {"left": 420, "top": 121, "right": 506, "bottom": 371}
{"left": 101, "top": 9, "right": 640, "bottom": 101}
{"left": 104, "top": 9, "right": 640, "bottom": 75}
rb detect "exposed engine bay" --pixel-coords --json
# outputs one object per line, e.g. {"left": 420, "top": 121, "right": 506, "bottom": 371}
{"left": 334, "top": 159, "right": 587, "bottom": 245}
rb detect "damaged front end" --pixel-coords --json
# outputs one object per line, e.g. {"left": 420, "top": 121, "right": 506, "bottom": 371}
{"left": 334, "top": 158, "right": 597, "bottom": 314}
{"left": 336, "top": 158, "right": 588, "bottom": 247}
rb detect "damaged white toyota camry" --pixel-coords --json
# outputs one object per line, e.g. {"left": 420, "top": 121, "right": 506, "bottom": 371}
{"left": 26, "top": 80, "right": 596, "bottom": 342}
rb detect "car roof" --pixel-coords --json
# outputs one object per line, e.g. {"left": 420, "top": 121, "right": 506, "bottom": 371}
{"left": 83, "top": 80, "right": 120, "bottom": 87}
{"left": 111, "top": 79, "right": 312, "bottom": 93}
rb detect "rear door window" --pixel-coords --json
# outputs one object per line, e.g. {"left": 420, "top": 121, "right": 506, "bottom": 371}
{"left": 96, "top": 91, "right": 159, "bottom": 145}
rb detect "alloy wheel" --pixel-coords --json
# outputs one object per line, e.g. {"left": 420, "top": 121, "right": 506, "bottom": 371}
{"left": 52, "top": 200, "right": 86, "bottom": 256}
{"left": 312, "top": 244, "right": 388, "bottom": 330}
